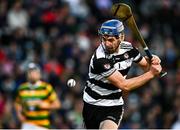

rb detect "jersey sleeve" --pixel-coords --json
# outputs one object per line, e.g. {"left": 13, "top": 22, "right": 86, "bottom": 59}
{"left": 93, "top": 58, "right": 116, "bottom": 77}
{"left": 46, "top": 84, "right": 58, "bottom": 102}
{"left": 132, "top": 47, "right": 143, "bottom": 63}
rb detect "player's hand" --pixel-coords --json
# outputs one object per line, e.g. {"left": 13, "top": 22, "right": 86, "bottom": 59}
{"left": 151, "top": 55, "right": 161, "bottom": 65}
{"left": 27, "top": 100, "right": 50, "bottom": 109}
{"left": 18, "top": 112, "right": 26, "bottom": 122}
{"left": 37, "top": 101, "right": 50, "bottom": 109}
{"left": 145, "top": 55, "right": 161, "bottom": 65}
{"left": 26, "top": 100, "right": 41, "bottom": 106}
{"left": 149, "top": 63, "right": 162, "bottom": 76}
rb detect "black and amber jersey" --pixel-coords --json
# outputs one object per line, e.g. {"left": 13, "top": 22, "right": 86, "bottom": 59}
{"left": 83, "top": 41, "right": 143, "bottom": 106}
{"left": 15, "top": 81, "right": 58, "bottom": 128}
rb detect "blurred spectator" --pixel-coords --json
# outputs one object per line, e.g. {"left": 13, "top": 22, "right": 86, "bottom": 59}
{"left": 76, "top": 29, "right": 90, "bottom": 51}
{"left": 164, "top": 37, "right": 178, "bottom": 70}
{"left": 95, "top": 0, "right": 112, "bottom": 10}
{"left": 7, "top": 1, "right": 29, "bottom": 31}
{"left": 62, "top": 0, "right": 89, "bottom": 18}
{"left": 0, "top": 93, "right": 6, "bottom": 119}
{"left": 0, "top": 0, "right": 8, "bottom": 28}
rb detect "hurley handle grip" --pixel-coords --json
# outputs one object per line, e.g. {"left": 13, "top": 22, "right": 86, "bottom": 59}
{"left": 144, "top": 47, "right": 167, "bottom": 77}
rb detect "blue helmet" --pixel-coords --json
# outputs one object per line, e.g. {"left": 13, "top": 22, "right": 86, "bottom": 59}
{"left": 99, "top": 19, "right": 124, "bottom": 37}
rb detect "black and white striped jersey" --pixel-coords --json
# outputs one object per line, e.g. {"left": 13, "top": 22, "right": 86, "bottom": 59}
{"left": 83, "top": 41, "right": 143, "bottom": 106}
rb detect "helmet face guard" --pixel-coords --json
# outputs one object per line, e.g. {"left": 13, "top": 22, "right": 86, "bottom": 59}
{"left": 99, "top": 19, "right": 124, "bottom": 37}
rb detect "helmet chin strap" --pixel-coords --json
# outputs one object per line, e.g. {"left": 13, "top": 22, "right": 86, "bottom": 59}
{"left": 100, "top": 36, "right": 109, "bottom": 54}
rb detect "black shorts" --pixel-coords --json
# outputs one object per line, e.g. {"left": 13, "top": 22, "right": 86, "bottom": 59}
{"left": 82, "top": 101, "right": 124, "bottom": 129}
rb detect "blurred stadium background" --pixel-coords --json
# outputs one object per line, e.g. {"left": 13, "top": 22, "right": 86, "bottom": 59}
{"left": 0, "top": 0, "right": 179, "bottom": 129}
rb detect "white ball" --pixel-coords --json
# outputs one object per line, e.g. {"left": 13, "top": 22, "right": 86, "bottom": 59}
{"left": 67, "top": 78, "right": 76, "bottom": 87}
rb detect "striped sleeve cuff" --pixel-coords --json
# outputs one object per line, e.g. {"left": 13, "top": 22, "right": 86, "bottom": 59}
{"left": 101, "top": 68, "right": 116, "bottom": 77}
{"left": 134, "top": 53, "right": 143, "bottom": 63}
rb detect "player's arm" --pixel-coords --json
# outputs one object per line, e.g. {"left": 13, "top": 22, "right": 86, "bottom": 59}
{"left": 107, "top": 63, "right": 162, "bottom": 91}
{"left": 14, "top": 98, "right": 26, "bottom": 122}
{"left": 131, "top": 46, "right": 161, "bottom": 72}
{"left": 107, "top": 64, "right": 162, "bottom": 91}
{"left": 107, "top": 48, "right": 162, "bottom": 91}
{"left": 37, "top": 98, "right": 61, "bottom": 110}
{"left": 131, "top": 46, "right": 150, "bottom": 72}
{"left": 50, "top": 97, "right": 61, "bottom": 109}
{"left": 37, "top": 84, "right": 61, "bottom": 110}
{"left": 93, "top": 55, "right": 161, "bottom": 91}
{"left": 137, "top": 55, "right": 161, "bottom": 72}
{"left": 137, "top": 57, "right": 150, "bottom": 72}
{"left": 45, "top": 91, "right": 61, "bottom": 110}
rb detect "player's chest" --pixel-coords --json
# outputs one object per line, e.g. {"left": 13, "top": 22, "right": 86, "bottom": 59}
{"left": 110, "top": 52, "right": 133, "bottom": 70}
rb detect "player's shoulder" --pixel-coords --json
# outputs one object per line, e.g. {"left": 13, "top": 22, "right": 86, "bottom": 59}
{"left": 95, "top": 44, "right": 106, "bottom": 59}
{"left": 37, "top": 81, "right": 53, "bottom": 92}
{"left": 18, "top": 82, "right": 29, "bottom": 90}
{"left": 120, "top": 41, "right": 133, "bottom": 49}
{"left": 41, "top": 81, "right": 53, "bottom": 90}
{"left": 20, "top": 82, "right": 28, "bottom": 86}
{"left": 39, "top": 81, "right": 52, "bottom": 88}
{"left": 40, "top": 81, "right": 49, "bottom": 86}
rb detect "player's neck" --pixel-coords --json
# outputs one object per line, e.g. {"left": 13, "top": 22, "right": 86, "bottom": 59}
{"left": 114, "top": 45, "right": 120, "bottom": 54}
{"left": 29, "top": 80, "right": 41, "bottom": 85}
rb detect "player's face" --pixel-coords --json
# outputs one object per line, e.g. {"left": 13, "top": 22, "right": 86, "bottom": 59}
{"left": 27, "top": 69, "right": 41, "bottom": 83}
{"left": 102, "top": 34, "right": 124, "bottom": 54}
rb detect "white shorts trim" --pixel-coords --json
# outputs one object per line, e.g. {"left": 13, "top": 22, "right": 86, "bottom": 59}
{"left": 21, "top": 123, "right": 48, "bottom": 130}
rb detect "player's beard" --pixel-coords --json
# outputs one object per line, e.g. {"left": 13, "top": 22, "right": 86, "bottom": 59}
{"left": 106, "top": 41, "right": 120, "bottom": 54}
{"left": 106, "top": 48, "right": 115, "bottom": 54}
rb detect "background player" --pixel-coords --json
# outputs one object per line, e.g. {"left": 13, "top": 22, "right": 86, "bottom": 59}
{"left": 14, "top": 63, "right": 61, "bottom": 129}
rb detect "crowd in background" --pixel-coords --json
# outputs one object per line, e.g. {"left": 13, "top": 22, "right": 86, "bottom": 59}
{"left": 0, "top": 0, "right": 179, "bottom": 129}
